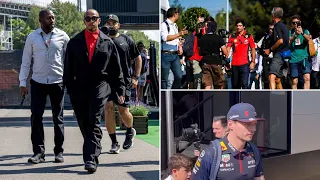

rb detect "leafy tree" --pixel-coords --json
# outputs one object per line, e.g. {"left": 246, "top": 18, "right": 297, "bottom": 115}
{"left": 49, "top": 0, "right": 84, "bottom": 38}
{"left": 27, "top": 6, "right": 41, "bottom": 30}
{"left": 215, "top": 9, "right": 227, "bottom": 31}
{"left": 11, "top": 18, "right": 32, "bottom": 49}
{"left": 180, "top": 7, "right": 210, "bottom": 32}
{"left": 125, "top": 30, "right": 160, "bottom": 67}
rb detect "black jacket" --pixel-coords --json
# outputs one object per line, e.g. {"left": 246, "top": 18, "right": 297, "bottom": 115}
{"left": 63, "top": 30, "right": 125, "bottom": 96}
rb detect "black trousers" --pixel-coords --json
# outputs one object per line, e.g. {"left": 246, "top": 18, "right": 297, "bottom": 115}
{"left": 68, "top": 81, "right": 109, "bottom": 163}
{"left": 231, "top": 64, "right": 250, "bottom": 89}
{"left": 30, "top": 79, "right": 65, "bottom": 155}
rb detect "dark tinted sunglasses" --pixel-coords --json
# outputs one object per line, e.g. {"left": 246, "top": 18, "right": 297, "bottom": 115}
{"left": 85, "top": 16, "right": 99, "bottom": 22}
{"left": 292, "top": 21, "right": 299, "bottom": 25}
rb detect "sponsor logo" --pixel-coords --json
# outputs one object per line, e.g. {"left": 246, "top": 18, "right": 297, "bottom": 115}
{"left": 229, "top": 115, "right": 239, "bottom": 119}
{"left": 200, "top": 150, "right": 205, "bottom": 158}
{"left": 245, "top": 35, "right": 249, "bottom": 38}
{"left": 220, "top": 168, "right": 235, "bottom": 172}
{"left": 221, "top": 154, "right": 230, "bottom": 163}
{"left": 195, "top": 160, "right": 201, "bottom": 167}
{"left": 248, "top": 160, "right": 255, "bottom": 165}
{"left": 228, "top": 142, "right": 236, "bottom": 152}
{"left": 220, "top": 163, "right": 234, "bottom": 168}
{"left": 244, "top": 39, "right": 249, "bottom": 44}
{"left": 234, "top": 39, "right": 237, "bottom": 43}
{"left": 248, "top": 165, "right": 256, "bottom": 169}
{"left": 220, "top": 142, "right": 228, "bottom": 151}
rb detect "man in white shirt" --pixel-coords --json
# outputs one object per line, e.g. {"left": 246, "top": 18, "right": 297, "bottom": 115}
{"left": 19, "top": 9, "right": 69, "bottom": 164}
{"left": 311, "top": 33, "right": 320, "bottom": 88}
{"left": 161, "top": 7, "right": 188, "bottom": 89}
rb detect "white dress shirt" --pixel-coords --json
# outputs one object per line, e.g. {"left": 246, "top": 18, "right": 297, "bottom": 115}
{"left": 161, "top": 19, "right": 179, "bottom": 51}
{"left": 312, "top": 37, "right": 320, "bottom": 71}
{"left": 19, "top": 28, "right": 70, "bottom": 87}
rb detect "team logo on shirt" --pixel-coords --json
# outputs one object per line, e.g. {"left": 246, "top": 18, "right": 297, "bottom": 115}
{"left": 244, "top": 39, "right": 249, "bottom": 44}
{"left": 221, "top": 154, "right": 230, "bottom": 163}
{"left": 245, "top": 35, "right": 249, "bottom": 38}
{"left": 234, "top": 39, "right": 237, "bottom": 43}
{"left": 220, "top": 142, "right": 228, "bottom": 151}
{"left": 195, "top": 159, "right": 201, "bottom": 167}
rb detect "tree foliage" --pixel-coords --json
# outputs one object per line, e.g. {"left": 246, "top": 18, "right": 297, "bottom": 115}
{"left": 229, "top": 0, "right": 320, "bottom": 41}
{"left": 11, "top": 18, "right": 32, "bottom": 49}
{"left": 49, "top": 0, "right": 84, "bottom": 38}
{"left": 27, "top": 6, "right": 41, "bottom": 30}
{"left": 181, "top": 7, "right": 210, "bottom": 32}
{"left": 125, "top": 30, "right": 160, "bottom": 67}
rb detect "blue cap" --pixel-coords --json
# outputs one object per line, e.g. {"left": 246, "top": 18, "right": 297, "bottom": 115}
{"left": 227, "top": 103, "right": 264, "bottom": 122}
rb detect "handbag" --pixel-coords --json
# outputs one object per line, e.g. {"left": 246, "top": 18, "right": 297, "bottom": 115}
{"left": 308, "top": 39, "right": 316, "bottom": 57}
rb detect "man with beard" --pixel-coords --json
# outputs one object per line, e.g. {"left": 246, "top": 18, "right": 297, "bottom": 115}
{"left": 102, "top": 14, "right": 142, "bottom": 154}
{"left": 19, "top": 9, "right": 69, "bottom": 164}
{"left": 191, "top": 103, "right": 265, "bottom": 180}
{"left": 63, "top": 9, "right": 125, "bottom": 173}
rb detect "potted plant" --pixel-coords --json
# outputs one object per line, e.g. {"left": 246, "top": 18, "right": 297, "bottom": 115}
{"left": 129, "top": 103, "right": 150, "bottom": 134}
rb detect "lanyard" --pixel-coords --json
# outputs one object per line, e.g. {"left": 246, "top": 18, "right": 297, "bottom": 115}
{"left": 41, "top": 32, "right": 53, "bottom": 51}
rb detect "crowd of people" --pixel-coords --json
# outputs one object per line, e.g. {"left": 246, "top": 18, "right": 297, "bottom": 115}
{"left": 18, "top": 9, "right": 151, "bottom": 174}
{"left": 161, "top": 7, "right": 320, "bottom": 89}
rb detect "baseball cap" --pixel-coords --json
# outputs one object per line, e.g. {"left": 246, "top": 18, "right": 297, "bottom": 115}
{"left": 106, "top": 14, "right": 119, "bottom": 23}
{"left": 227, "top": 103, "right": 264, "bottom": 122}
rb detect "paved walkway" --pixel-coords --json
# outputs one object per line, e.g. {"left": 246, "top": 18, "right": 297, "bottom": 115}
{"left": 0, "top": 109, "right": 160, "bottom": 180}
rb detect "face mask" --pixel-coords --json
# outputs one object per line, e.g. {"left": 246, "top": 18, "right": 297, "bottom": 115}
{"left": 109, "top": 28, "right": 118, "bottom": 35}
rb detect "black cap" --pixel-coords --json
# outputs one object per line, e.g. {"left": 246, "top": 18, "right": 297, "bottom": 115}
{"left": 106, "top": 14, "right": 119, "bottom": 23}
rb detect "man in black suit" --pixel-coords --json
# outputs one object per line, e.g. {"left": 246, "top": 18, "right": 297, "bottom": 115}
{"left": 63, "top": 9, "right": 125, "bottom": 174}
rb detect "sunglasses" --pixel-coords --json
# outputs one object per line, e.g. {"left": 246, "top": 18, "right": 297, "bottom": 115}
{"left": 85, "top": 16, "right": 100, "bottom": 22}
{"left": 291, "top": 21, "right": 299, "bottom": 25}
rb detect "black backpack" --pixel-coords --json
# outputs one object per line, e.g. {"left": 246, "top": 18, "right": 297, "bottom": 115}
{"left": 183, "top": 33, "right": 195, "bottom": 57}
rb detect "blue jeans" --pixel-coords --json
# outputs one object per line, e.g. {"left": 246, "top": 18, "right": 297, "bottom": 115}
{"left": 161, "top": 53, "right": 182, "bottom": 89}
{"left": 248, "top": 72, "right": 260, "bottom": 89}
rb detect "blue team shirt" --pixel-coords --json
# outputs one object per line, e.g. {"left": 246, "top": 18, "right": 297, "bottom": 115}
{"left": 191, "top": 137, "right": 263, "bottom": 180}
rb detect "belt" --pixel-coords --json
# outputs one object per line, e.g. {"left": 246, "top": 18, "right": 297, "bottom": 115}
{"left": 162, "top": 50, "right": 178, "bottom": 54}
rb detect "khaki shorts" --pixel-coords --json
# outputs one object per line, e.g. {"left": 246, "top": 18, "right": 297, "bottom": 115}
{"left": 202, "top": 64, "right": 224, "bottom": 89}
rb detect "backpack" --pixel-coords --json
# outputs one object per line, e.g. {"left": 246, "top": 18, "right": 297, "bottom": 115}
{"left": 182, "top": 33, "right": 195, "bottom": 57}
{"left": 209, "top": 139, "right": 261, "bottom": 180}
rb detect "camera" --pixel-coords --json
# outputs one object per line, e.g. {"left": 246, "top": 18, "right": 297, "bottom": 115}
{"left": 218, "top": 29, "right": 230, "bottom": 38}
{"left": 181, "top": 124, "right": 205, "bottom": 151}
{"left": 296, "top": 21, "right": 301, "bottom": 27}
{"left": 100, "top": 26, "right": 109, "bottom": 35}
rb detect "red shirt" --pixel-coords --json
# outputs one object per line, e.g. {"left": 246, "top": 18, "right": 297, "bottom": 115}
{"left": 189, "top": 32, "right": 203, "bottom": 61}
{"left": 85, "top": 29, "right": 99, "bottom": 63}
{"left": 227, "top": 30, "right": 255, "bottom": 66}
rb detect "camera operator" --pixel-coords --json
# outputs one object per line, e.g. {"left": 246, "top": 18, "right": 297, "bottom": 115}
{"left": 198, "top": 21, "right": 229, "bottom": 89}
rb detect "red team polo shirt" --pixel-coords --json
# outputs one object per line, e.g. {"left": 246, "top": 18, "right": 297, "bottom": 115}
{"left": 227, "top": 30, "right": 255, "bottom": 66}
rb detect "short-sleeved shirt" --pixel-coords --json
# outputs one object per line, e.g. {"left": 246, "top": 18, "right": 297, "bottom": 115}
{"left": 227, "top": 31, "right": 255, "bottom": 66}
{"left": 161, "top": 19, "right": 179, "bottom": 51}
{"left": 111, "top": 34, "right": 140, "bottom": 85}
{"left": 191, "top": 137, "right": 264, "bottom": 180}
{"left": 289, "top": 29, "right": 310, "bottom": 63}
{"left": 312, "top": 38, "right": 320, "bottom": 71}
{"left": 198, "top": 34, "right": 225, "bottom": 65}
{"left": 270, "top": 21, "right": 289, "bottom": 53}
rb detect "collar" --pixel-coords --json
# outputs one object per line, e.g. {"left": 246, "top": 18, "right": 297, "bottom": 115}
{"left": 164, "top": 175, "right": 174, "bottom": 180}
{"left": 166, "top": 18, "right": 175, "bottom": 25}
{"left": 85, "top": 29, "right": 99, "bottom": 40}
{"left": 221, "top": 136, "right": 248, "bottom": 157}
{"left": 38, "top": 28, "right": 56, "bottom": 35}
{"left": 237, "top": 30, "right": 247, "bottom": 37}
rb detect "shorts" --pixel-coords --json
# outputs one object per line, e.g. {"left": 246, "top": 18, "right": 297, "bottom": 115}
{"left": 107, "top": 88, "right": 131, "bottom": 108}
{"left": 269, "top": 53, "right": 284, "bottom": 78}
{"left": 290, "top": 58, "right": 312, "bottom": 78}
{"left": 202, "top": 64, "right": 224, "bottom": 88}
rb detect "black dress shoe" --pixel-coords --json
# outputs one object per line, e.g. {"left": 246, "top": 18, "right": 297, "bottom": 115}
{"left": 28, "top": 153, "right": 45, "bottom": 164}
{"left": 54, "top": 153, "right": 64, "bottom": 163}
{"left": 85, "top": 161, "right": 97, "bottom": 174}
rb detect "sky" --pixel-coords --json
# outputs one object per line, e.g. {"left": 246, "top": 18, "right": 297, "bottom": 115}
{"left": 169, "top": 0, "right": 231, "bottom": 17}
